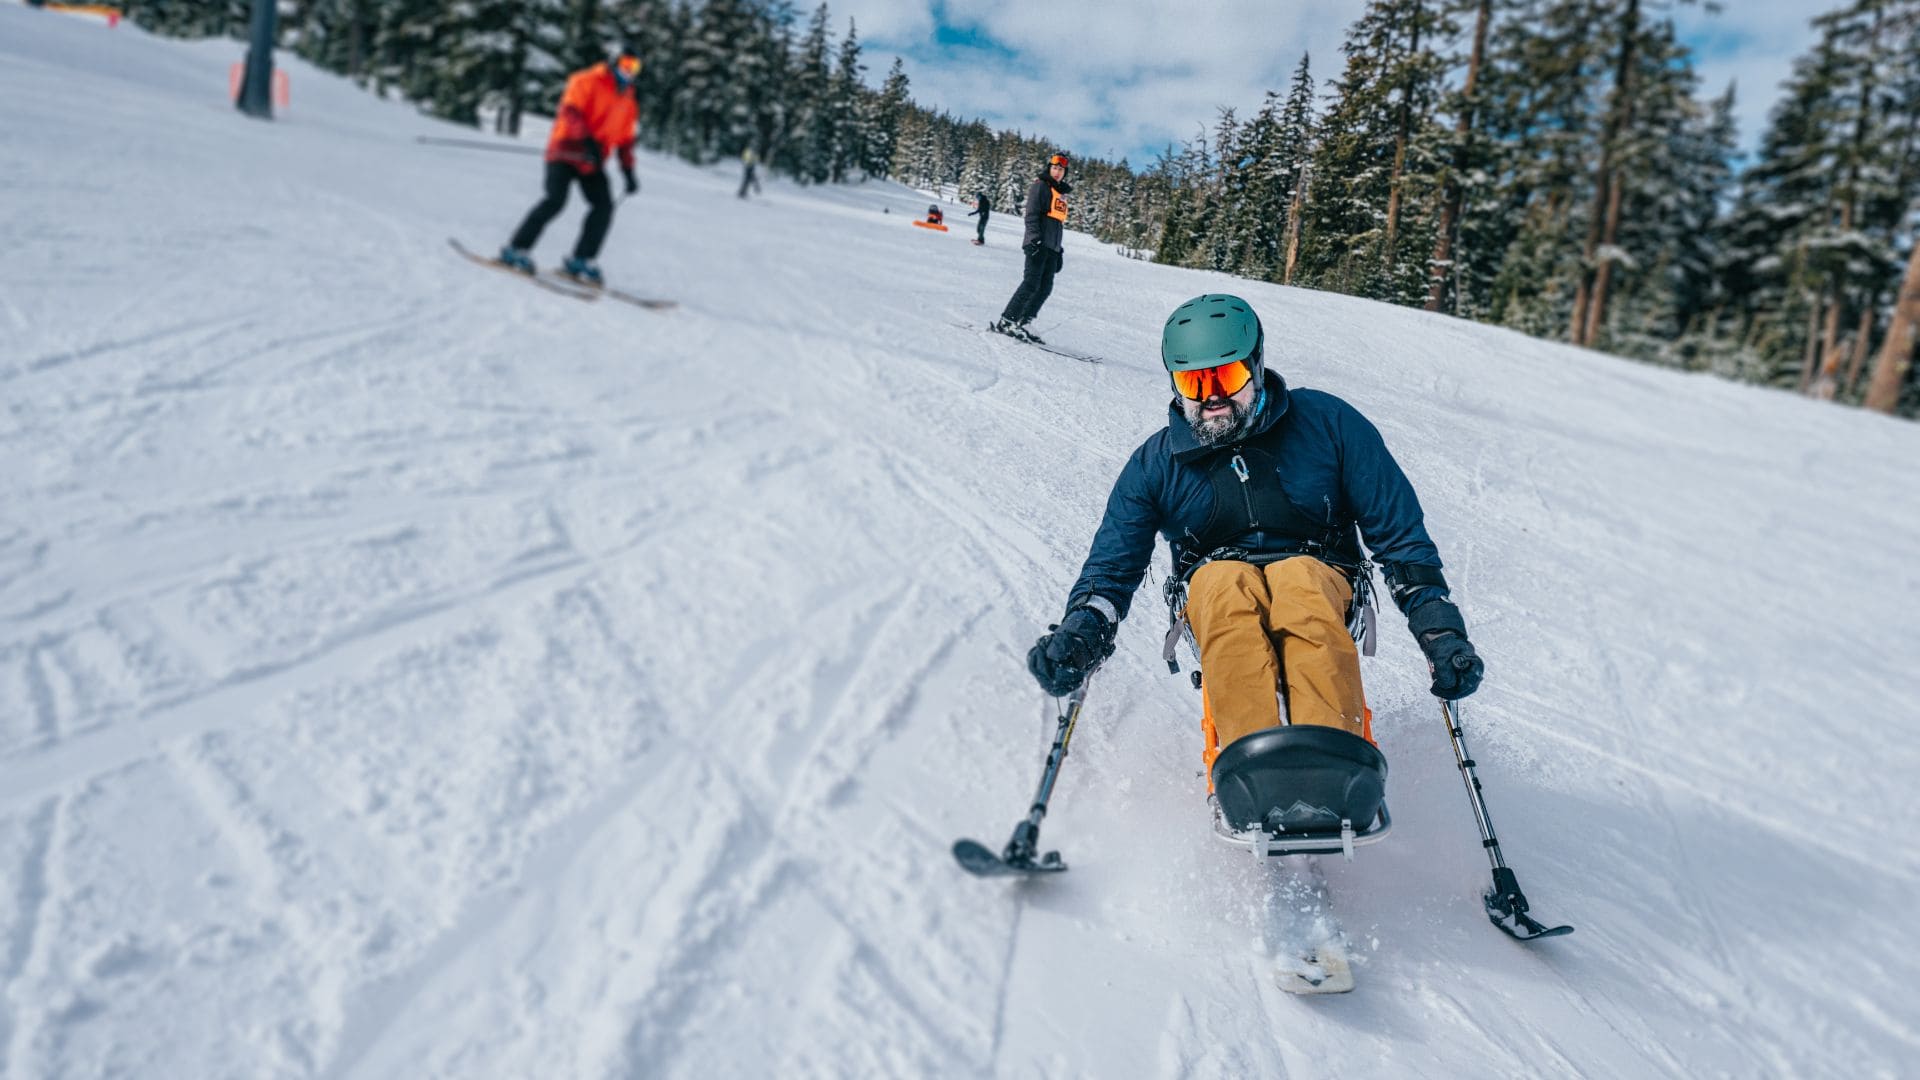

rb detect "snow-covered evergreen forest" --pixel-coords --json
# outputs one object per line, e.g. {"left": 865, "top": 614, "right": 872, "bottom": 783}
{"left": 118, "top": 0, "right": 1920, "bottom": 418}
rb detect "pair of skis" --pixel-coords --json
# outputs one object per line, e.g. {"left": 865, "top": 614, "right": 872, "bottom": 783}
{"left": 956, "top": 321, "right": 1103, "bottom": 364}
{"left": 953, "top": 691, "right": 1571, "bottom": 994}
{"left": 448, "top": 239, "right": 677, "bottom": 310}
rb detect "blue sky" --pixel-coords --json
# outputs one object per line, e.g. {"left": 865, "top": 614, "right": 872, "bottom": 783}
{"left": 834, "top": 0, "right": 1820, "bottom": 168}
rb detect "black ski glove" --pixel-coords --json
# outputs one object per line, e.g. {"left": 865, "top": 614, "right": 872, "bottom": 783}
{"left": 622, "top": 167, "right": 639, "bottom": 195}
{"left": 1408, "top": 599, "right": 1484, "bottom": 700}
{"left": 1026, "top": 606, "right": 1115, "bottom": 697}
{"left": 1022, "top": 241, "right": 1040, "bottom": 258}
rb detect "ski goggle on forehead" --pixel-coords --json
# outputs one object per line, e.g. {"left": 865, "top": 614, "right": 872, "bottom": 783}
{"left": 615, "top": 55, "right": 642, "bottom": 79}
{"left": 1170, "top": 359, "right": 1255, "bottom": 400}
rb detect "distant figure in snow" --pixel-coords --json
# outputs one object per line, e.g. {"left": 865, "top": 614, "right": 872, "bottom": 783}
{"left": 498, "top": 44, "right": 642, "bottom": 287}
{"left": 926, "top": 205, "right": 944, "bottom": 226}
{"left": 966, "top": 189, "right": 991, "bottom": 245}
{"left": 992, "top": 154, "right": 1071, "bottom": 343}
{"left": 738, "top": 147, "right": 762, "bottom": 199}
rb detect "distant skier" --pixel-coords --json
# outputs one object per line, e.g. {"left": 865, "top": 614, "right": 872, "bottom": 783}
{"left": 1026, "top": 294, "right": 1484, "bottom": 754}
{"left": 991, "top": 153, "right": 1071, "bottom": 342}
{"left": 966, "top": 189, "right": 991, "bottom": 245}
{"left": 498, "top": 45, "right": 643, "bottom": 286}
{"left": 738, "top": 146, "right": 762, "bottom": 199}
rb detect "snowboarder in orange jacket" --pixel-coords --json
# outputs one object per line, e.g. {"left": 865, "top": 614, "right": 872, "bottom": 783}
{"left": 499, "top": 46, "right": 642, "bottom": 286}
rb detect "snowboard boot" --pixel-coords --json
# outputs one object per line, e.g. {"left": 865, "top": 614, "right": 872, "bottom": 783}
{"left": 497, "top": 246, "right": 535, "bottom": 274}
{"left": 1014, "top": 319, "right": 1044, "bottom": 344}
{"left": 990, "top": 317, "right": 1019, "bottom": 336}
{"left": 561, "top": 256, "right": 604, "bottom": 287}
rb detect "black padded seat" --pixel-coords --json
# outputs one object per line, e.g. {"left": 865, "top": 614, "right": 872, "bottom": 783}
{"left": 1210, "top": 725, "right": 1388, "bottom": 834}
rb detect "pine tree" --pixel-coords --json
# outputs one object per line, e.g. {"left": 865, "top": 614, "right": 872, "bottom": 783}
{"left": 866, "top": 58, "right": 910, "bottom": 178}
{"left": 1232, "top": 92, "right": 1291, "bottom": 279}
{"left": 789, "top": 4, "right": 835, "bottom": 183}
{"left": 827, "top": 19, "right": 867, "bottom": 181}
{"left": 1425, "top": 0, "right": 1494, "bottom": 313}
{"left": 1296, "top": 0, "right": 1453, "bottom": 302}
{"left": 1473, "top": 0, "right": 1608, "bottom": 335}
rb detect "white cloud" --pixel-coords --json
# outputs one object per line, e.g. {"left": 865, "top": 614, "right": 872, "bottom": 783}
{"left": 834, "top": 1, "right": 1823, "bottom": 164}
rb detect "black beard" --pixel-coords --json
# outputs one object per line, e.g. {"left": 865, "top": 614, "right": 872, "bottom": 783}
{"left": 1188, "top": 397, "right": 1251, "bottom": 446}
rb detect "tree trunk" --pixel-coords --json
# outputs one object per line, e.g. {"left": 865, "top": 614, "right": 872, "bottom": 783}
{"left": 1382, "top": 0, "right": 1424, "bottom": 277}
{"left": 1578, "top": 0, "right": 1640, "bottom": 347}
{"left": 1571, "top": 0, "right": 1640, "bottom": 345}
{"left": 1842, "top": 304, "right": 1874, "bottom": 398}
{"left": 1427, "top": 0, "right": 1492, "bottom": 313}
{"left": 1583, "top": 166, "right": 1628, "bottom": 347}
{"left": 1863, "top": 235, "right": 1920, "bottom": 413}
{"left": 1284, "top": 164, "right": 1309, "bottom": 285}
{"left": 1818, "top": 8, "right": 1880, "bottom": 394}
{"left": 1798, "top": 296, "right": 1825, "bottom": 393}
{"left": 1814, "top": 294, "right": 1844, "bottom": 395}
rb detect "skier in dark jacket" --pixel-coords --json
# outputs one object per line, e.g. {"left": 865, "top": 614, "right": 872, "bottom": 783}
{"left": 992, "top": 154, "right": 1071, "bottom": 342}
{"left": 966, "top": 190, "right": 991, "bottom": 245}
{"left": 1027, "top": 294, "right": 1484, "bottom": 754}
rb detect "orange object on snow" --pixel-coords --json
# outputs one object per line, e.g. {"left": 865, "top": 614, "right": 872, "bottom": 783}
{"left": 228, "top": 63, "right": 290, "bottom": 108}
{"left": 912, "top": 219, "right": 949, "bottom": 232}
{"left": 545, "top": 63, "right": 639, "bottom": 175}
{"left": 1198, "top": 680, "right": 1373, "bottom": 794}
{"left": 47, "top": 3, "right": 122, "bottom": 25}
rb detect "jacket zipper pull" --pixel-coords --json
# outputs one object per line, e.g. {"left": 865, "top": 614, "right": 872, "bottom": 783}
{"left": 1231, "top": 453, "right": 1258, "bottom": 527}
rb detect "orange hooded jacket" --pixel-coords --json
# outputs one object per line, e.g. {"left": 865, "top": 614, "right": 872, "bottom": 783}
{"left": 545, "top": 63, "right": 639, "bottom": 175}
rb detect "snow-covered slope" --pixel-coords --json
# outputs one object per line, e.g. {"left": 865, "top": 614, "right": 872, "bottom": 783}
{"left": 4, "top": 9, "right": 1918, "bottom": 1078}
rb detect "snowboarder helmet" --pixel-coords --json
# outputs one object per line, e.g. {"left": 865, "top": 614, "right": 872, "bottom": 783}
{"left": 1047, "top": 153, "right": 1070, "bottom": 171}
{"left": 1161, "top": 294, "right": 1264, "bottom": 400}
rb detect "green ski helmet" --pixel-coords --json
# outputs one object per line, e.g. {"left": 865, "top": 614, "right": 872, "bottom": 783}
{"left": 1161, "top": 293, "right": 1264, "bottom": 395}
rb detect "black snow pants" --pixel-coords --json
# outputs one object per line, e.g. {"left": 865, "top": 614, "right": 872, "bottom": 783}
{"left": 975, "top": 211, "right": 989, "bottom": 244}
{"left": 1000, "top": 246, "right": 1060, "bottom": 323}
{"left": 511, "top": 162, "right": 614, "bottom": 260}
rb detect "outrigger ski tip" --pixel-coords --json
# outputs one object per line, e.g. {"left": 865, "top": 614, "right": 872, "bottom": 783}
{"left": 1485, "top": 866, "right": 1573, "bottom": 940}
{"left": 952, "top": 838, "right": 1066, "bottom": 877}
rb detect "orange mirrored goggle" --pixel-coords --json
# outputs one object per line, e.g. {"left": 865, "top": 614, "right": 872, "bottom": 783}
{"left": 1170, "top": 359, "right": 1254, "bottom": 400}
{"left": 615, "top": 55, "right": 643, "bottom": 79}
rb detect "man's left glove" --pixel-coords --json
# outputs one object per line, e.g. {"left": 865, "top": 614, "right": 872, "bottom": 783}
{"left": 1408, "top": 599, "right": 1484, "bottom": 700}
{"left": 622, "top": 166, "right": 639, "bottom": 195}
{"left": 1026, "top": 606, "right": 1115, "bottom": 697}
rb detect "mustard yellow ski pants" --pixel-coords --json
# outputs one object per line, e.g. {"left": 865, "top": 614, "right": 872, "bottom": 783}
{"left": 1185, "top": 557, "right": 1365, "bottom": 748}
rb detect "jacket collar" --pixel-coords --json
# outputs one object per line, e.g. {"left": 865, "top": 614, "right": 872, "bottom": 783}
{"left": 1165, "top": 370, "right": 1291, "bottom": 463}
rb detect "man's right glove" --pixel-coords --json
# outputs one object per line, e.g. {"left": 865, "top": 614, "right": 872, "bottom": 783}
{"left": 1026, "top": 605, "right": 1115, "bottom": 697}
{"left": 1408, "top": 599, "right": 1484, "bottom": 700}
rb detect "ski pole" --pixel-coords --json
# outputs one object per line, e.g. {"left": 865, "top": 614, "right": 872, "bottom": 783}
{"left": 413, "top": 135, "right": 542, "bottom": 156}
{"left": 1004, "top": 669, "right": 1095, "bottom": 865}
{"left": 1440, "top": 699, "right": 1573, "bottom": 941}
{"left": 952, "top": 667, "right": 1097, "bottom": 876}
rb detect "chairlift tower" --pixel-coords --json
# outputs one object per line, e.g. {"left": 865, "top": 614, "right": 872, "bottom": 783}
{"left": 235, "top": 0, "right": 277, "bottom": 119}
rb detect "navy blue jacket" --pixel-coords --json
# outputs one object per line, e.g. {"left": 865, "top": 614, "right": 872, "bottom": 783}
{"left": 1022, "top": 171, "right": 1070, "bottom": 252}
{"left": 1066, "top": 372, "right": 1449, "bottom": 627}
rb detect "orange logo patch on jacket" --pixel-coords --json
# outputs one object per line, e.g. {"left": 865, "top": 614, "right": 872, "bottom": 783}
{"left": 1048, "top": 189, "right": 1069, "bottom": 223}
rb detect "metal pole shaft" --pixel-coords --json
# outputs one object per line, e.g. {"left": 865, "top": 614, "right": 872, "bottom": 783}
{"left": 1441, "top": 700, "right": 1509, "bottom": 873}
{"left": 237, "top": 0, "right": 278, "bottom": 119}
{"left": 1027, "top": 693, "right": 1083, "bottom": 820}
{"left": 1005, "top": 677, "right": 1090, "bottom": 859}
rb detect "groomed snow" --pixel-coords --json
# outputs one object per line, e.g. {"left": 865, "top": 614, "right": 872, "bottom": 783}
{"left": 3, "top": 8, "right": 1918, "bottom": 1078}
